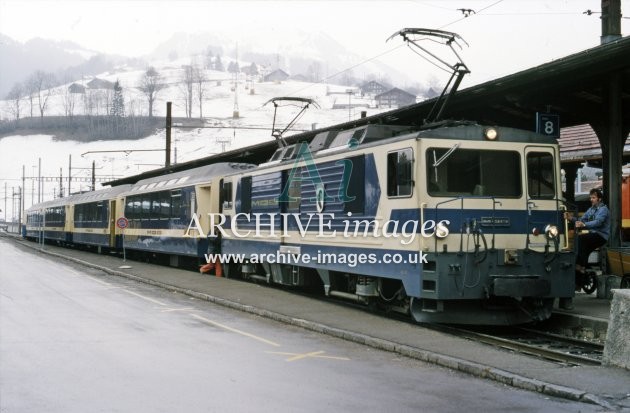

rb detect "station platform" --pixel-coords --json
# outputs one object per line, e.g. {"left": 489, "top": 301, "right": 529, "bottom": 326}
{"left": 3, "top": 233, "right": 629, "bottom": 410}
{"left": 548, "top": 292, "right": 612, "bottom": 342}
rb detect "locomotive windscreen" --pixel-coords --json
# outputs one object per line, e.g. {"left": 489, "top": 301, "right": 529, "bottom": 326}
{"left": 426, "top": 148, "right": 521, "bottom": 197}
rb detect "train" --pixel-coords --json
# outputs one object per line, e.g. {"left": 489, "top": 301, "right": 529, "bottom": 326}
{"left": 24, "top": 122, "right": 576, "bottom": 325}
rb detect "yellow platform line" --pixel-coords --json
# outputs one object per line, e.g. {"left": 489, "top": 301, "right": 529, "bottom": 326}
{"left": 266, "top": 350, "right": 350, "bottom": 362}
{"left": 190, "top": 313, "right": 280, "bottom": 347}
{"left": 122, "top": 289, "right": 167, "bottom": 306}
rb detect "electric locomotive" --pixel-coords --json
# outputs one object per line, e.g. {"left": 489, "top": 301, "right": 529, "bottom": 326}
{"left": 218, "top": 122, "right": 575, "bottom": 324}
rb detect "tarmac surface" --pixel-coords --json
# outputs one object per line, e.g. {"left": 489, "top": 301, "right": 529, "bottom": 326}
{"left": 3, "top": 232, "right": 630, "bottom": 410}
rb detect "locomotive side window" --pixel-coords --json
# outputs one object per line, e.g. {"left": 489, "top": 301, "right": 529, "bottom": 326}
{"left": 426, "top": 148, "right": 521, "bottom": 197}
{"left": 222, "top": 182, "right": 233, "bottom": 210}
{"left": 527, "top": 152, "right": 555, "bottom": 199}
{"left": 286, "top": 168, "right": 301, "bottom": 212}
{"left": 240, "top": 176, "right": 252, "bottom": 214}
{"left": 387, "top": 148, "right": 413, "bottom": 197}
{"left": 344, "top": 155, "right": 365, "bottom": 214}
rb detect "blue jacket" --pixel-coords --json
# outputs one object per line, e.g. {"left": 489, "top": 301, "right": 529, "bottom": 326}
{"left": 575, "top": 203, "right": 610, "bottom": 241}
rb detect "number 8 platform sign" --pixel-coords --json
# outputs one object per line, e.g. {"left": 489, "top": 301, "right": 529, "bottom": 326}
{"left": 536, "top": 113, "right": 560, "bottom": 138}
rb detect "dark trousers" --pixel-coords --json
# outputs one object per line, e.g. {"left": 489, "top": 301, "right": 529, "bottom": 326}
{"left": 576, "top": 232, "right": 606, "bottom": 268}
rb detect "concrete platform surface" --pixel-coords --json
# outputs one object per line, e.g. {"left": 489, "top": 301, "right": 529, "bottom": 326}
{"left": 3, "top": 234, "right": 629, "bottom": 410}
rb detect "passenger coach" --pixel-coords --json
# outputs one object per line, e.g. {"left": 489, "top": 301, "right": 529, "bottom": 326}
{"left": 118, "top": 162, "right": 254, "bottom": 266}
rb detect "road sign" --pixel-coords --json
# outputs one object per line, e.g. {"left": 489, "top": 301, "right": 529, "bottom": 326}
{"left": 536, "top": 113, "right": 560, "bottom": 138}
{"left": 116, "top": 217, "right": 129, "bottom": 229}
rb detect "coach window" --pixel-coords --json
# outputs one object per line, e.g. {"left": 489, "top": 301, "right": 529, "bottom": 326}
{"left": 125, "top": 199, "right": 133, "bottom": 220}
{"left": 171, "top": 189, "right": 182, "bottom": 221}
{"left": 387, "top": 148, "right": 413, "bottom": 197}
{"left": 96, "top": 202, "right": 105, "bottom": 224}
{"left": 141, "top": 197, "right": 151, "bottom": 220}
{"left": 160, "top": 194, "right": 170, "bottom": 219}
{"left": 151, "top": 194, "right": 162, "bottom": 220}
{"left": 190, "top": 192, "right": 197, "bottom": 217}
{"left": 133, "top": 197, "right": 142, "bottom": 220}
{"left": 527, "top": 152, "right": 555, "bottom": 199}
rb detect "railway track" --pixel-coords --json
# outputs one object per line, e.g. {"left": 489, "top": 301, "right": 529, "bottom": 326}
{"left": 428, "top": 325, "right": 604, "bottom": 366}
{"left": 315, "top": 291, "right": 605, "bottom": 366}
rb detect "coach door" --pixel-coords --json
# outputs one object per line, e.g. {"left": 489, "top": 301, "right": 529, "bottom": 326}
{"left": 109, "top": 199, "right": 117, "bottom": 247}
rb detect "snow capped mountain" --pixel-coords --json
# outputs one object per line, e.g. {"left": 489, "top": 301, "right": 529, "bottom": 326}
{"left": 0, "top": 35, "right": 103, "bottom": 96}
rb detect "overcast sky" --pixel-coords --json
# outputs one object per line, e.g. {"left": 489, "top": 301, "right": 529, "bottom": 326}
{"left": 1, "top": 0, "right": 629, "bottom": 85}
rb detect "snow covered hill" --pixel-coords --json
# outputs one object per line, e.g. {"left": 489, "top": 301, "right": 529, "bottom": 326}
{"left": 0, "top": 55, "right": 401, "bottom": 217}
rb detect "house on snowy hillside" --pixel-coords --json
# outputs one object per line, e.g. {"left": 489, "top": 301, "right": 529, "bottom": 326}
{"left": 87, "top": 78, "right": 115, "bottom": 90}
{"left": 264, "top": 69, "right": 290, "bottom": 83}
{"left": 360, "top": 81, "right": 388, "bottom": 97}
{"left": 375, "top": 88, "right": 416, "bottom": 109}
{"left": 68, "top": 83, "right": 86, "bottom": 94}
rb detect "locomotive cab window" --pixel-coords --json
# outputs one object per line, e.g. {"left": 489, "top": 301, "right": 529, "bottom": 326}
{"left": 387, "top": 148, "right": 413, "bottom": 197}
{"left": 527, "top": 152, "right": 555, "bottom": 199}
{"left": 426, "top": 148, "right": 521, "bottom": 197}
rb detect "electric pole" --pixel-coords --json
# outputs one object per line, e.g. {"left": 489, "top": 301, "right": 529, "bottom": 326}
{"left": 68, "top": 154, "right": 72, "bottom": 196}
{"left": 233, "top": 43, "right": 239, "bottom": 119}
{"left": 166, "top": 101, "right": 172, "bottom": 167}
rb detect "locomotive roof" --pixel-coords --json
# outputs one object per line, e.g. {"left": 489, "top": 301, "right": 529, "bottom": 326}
{"left": 124, "top": 162, "right": 255, "bottom": 195}
{"left": 415, "top": 124, "right": 556, "bottom": 143}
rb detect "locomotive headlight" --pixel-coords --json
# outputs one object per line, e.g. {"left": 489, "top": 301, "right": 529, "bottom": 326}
{"left": 544, "top": 224, "right": 559, "bottom": 240}
{"left": 435, "top": 220, "right": 450, "bottom": 238}
{"left": 483, "top": 127, "right": 498, "bottom": 140}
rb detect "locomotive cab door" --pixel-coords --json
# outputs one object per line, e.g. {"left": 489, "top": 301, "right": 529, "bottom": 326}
{"left": 524, "top": 145, "right": 561, "bottom": 249}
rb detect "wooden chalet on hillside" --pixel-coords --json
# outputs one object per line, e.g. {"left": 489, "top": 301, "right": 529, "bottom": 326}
{"left": 87, "top": 78, "right": 115, "bottom": 90}
{"left": 375, "top": 88, "right": 416, "bottom": 109}
{"left": 264, "top": 69, "right": 290, "bottom": 83}
{"left": 360, "top": 81, "right": 388, "bottom": 97}
{"left": 68, "top": 83, "right": 86, "bottom": 94}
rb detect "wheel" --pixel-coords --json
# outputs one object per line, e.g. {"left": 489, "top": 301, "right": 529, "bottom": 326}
{"left": 582, "top": 273, "right": 597, "bottom": 294}
{"left": 621, "top": 276, "right": 630, "bottom": 289}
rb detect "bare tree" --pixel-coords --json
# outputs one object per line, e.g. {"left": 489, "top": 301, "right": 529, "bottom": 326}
{"left": 82, "top": 90, "right": 94, "bottom": 115}
{"left": 25, "top": 77, "right": 37, "bottom": 117}
{"left": 61, "top": 78, "right": 78, "bottom": 118}
{"left": 179, "top": 65, "right": 194, "bottom": 118}
{"left": 29, "top": 70, "right": 56, "bottom": 118}
{"left": 5, "top": 83, "right": 23, "bottom": 121}
{"left": 306, "top": 61, "right": 321, "bottom": 83}
{"left": 139, "top": 66, "right": 164, "bottom": 118}
{"left": 193, "top": 64, "right": 207, "bottom": 119}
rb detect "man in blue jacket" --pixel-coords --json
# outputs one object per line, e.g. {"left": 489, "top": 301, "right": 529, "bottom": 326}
{"left": 562, "top": 188, "right": 610, "bottom": 308}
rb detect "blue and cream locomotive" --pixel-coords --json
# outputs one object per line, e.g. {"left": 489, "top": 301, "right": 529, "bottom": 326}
{"left": 217, "top": 123, "right": 574, "bottom": 324}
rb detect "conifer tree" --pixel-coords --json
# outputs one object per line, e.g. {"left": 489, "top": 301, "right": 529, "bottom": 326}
{"left": 111, "top": 80, "right": 125, "bottom": 117}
